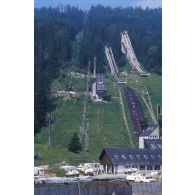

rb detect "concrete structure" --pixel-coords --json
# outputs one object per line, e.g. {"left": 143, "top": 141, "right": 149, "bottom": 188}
{"left": 105, "top": 45, "right": 119, "bottom": 82}
{"left": 99, "top": 148, "right": 162, "bottom": 174}
{"left": 92, "top": 82, "right": 97, "bottom": 97}
{"left": 139, "top": 125, "right": 160, "bottom": 149}
{"left": 121, "top": 31, "right": 149, "bottom": 76}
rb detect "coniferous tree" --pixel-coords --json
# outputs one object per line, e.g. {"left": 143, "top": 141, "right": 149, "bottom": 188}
{"left": 68, "top": 132, "right": 82, "bottom": 153}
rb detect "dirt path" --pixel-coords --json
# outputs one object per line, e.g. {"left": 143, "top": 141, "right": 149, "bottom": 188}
{"left": 141, "top": 92, "right": 157, "bottom": 124}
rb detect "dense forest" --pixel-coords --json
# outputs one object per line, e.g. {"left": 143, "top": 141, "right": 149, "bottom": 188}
{"left": 34, "top": 6, "right": 85, "bottom": 134}
{"left": 80, "top": 5, "right": 162, "bottom": 73}
{"left": 34, "top": 5, "right": 162, "bottom": 134}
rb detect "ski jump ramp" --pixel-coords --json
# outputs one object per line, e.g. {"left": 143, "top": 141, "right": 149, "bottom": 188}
{"left": 121, "top": 31, "right": 150, "bottom": 76}
{"left": 105, "top": 45, "right": 120, "bottom": 82}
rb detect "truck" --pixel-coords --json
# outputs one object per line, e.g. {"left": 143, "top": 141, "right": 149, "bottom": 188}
{"left": 34, "top": 167, "right": 45, "bottom": 176}
{"left": 66, "top": 169, "right": 79, "bottom": 177}
{"left": 77, "top": 163, "right": 103, "bottom": 175}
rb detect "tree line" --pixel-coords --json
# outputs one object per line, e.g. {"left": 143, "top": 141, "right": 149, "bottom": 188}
{"left": 34, "top": 6, "right": 85, "bottom": 134}
{"left": 79, "top": 5, "right": 162, "bottom": 74}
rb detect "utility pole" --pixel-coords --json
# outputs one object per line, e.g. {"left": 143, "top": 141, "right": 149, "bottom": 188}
{"left": 85, "top": 121, "right": 89, "bottom": 151}
{"left": 93, "top": 57, "right": 96, "bottom": 78}
{"left": 48, "top": 119, "right": 51, "bottom": 146}
{"left": 79, "top": 61, "right": 90, "bottom": 151}
{"left": 46, "top": 115, "right": 55, "bottom": 147}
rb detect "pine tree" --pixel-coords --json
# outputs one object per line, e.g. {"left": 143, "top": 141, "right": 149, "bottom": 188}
{"left": 68, "top": 132, "right": 82, "bottom": 153}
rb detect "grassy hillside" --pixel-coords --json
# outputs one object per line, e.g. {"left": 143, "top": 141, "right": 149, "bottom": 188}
{"left": 35, "top": 68, "right": 161, "bottom": 167}
{"left": 119, "top": 63, "right": 162, "bottom": 124}
{"left": 35, "top": 97, "right": 133, "bottom": 166}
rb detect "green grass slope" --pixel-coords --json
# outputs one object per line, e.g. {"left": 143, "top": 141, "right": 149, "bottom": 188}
{"left": 35, "top": 68, "right": 161, "bottom": 167}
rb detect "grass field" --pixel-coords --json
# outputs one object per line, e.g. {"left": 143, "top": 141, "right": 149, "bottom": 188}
{"left": 141, "top": 74, "right": 162, "bottom": 117}
{"left": 35, "top": 97, "right": 133, "bottom": 166}
{"left": 35, "top": 66, "right": 161, "bottom": 168}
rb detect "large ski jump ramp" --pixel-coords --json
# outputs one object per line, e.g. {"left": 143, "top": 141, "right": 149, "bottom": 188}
{"left": 121, "top": 31, "right": 150, "bottom": 76}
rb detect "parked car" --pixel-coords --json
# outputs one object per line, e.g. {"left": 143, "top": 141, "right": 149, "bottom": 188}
{"left": 126, "top": 173, "right": 140, "bottom": 181}
{"left": 143, "top": 176, "right": 156, "bottom": 183}
{"left": 150, "top": 171, "right": 159, "bottom": 176}
{"left": 34, "top": 167, "right": 44, "bottom": 176}
{"left": 77, "top": 163, "right": 103, "bottom": 175}
{"left": 66, "top": 170, "right": 79, "bottom": 177}
{"left": 125, "top": 168, "right": 137, "bottom": 174}
{"left": 135, "top": 175, "right": 155, "bottom": 183}
{"left": 127, "top": 174, "right": 155, "bottom": 183}
{"left": 84, "top": 168, "right": 94, "bottom": 176}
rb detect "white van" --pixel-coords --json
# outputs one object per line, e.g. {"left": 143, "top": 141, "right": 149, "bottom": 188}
{"left": 34, "top": 167, "right": 44, "bottom": 176}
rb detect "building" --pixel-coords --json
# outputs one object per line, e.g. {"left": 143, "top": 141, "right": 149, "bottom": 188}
{"left": 99, "top": 147, "right": 162, "bottom": 174}
{"left": 96, "top": 74, "right": 107, "bottom": 96}
{"left": 139, "top": 124, "right": 160, "bottom": 148}
{"left": 144, "top": 139, "right": 162, "bottom": 149}
{"left": 92, "top": 74, "right": 107, "bottom": 99}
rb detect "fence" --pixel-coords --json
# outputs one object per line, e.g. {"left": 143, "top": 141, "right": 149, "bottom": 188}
{"left": 35, "top": 182, "right": 132, "bottom": 195}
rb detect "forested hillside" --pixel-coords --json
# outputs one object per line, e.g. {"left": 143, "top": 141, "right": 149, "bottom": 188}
{"left": 79, "top": 5, "right": 162, "bottom": 74}
{"left": 34, "top": 6, "right": 162, "bottom": 135}
{"left": 34, "top": 7, "right": 84, "bottom": 134}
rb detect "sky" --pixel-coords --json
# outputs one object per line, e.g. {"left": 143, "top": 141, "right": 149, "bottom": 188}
{"left": 34, "top": 0, "right": 162, "bottom": 10}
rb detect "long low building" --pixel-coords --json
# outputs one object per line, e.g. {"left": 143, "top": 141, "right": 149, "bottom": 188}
{"left": 99, "top": 147, "right": 161, "bottom": 174}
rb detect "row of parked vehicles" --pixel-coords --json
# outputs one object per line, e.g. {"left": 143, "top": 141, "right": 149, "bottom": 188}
{"left": 127, "top": 173, "right": 156, "bottom": 183}
{"left": 125, "top": 168, "right": 160, "bottom": 183}
{"left": 35, "top": 163, "right": 160, "bottom": 183}
{"left": 61, "top": 163, "right": 103, "bottom": 177}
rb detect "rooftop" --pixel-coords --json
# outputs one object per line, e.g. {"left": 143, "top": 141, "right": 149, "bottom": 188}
{"left": 96, "top": 82, "right": 106, "bottom": 91}
{"left": 96, "top": 74, "right": 106, "bottom": 91}
{"left": 144, "top": 139, "right": 162, "bottom": 149}
{"left": 140, "top": 124, "right": 159, "bottom": 137}
{"left": 96, "top": 74, "right": 105, "bottom": 82}
{"left": 99, "top": 147, "right": 161, "bottom": 166}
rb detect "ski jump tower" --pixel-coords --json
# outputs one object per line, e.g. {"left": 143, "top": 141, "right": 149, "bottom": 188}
{"left": 121, "top": 31, "right": 149, "bottom": 76}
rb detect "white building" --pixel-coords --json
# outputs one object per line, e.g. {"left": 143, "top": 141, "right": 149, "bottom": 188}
{"left": 139, "top": 124, "right": 160, "bottom": 149}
